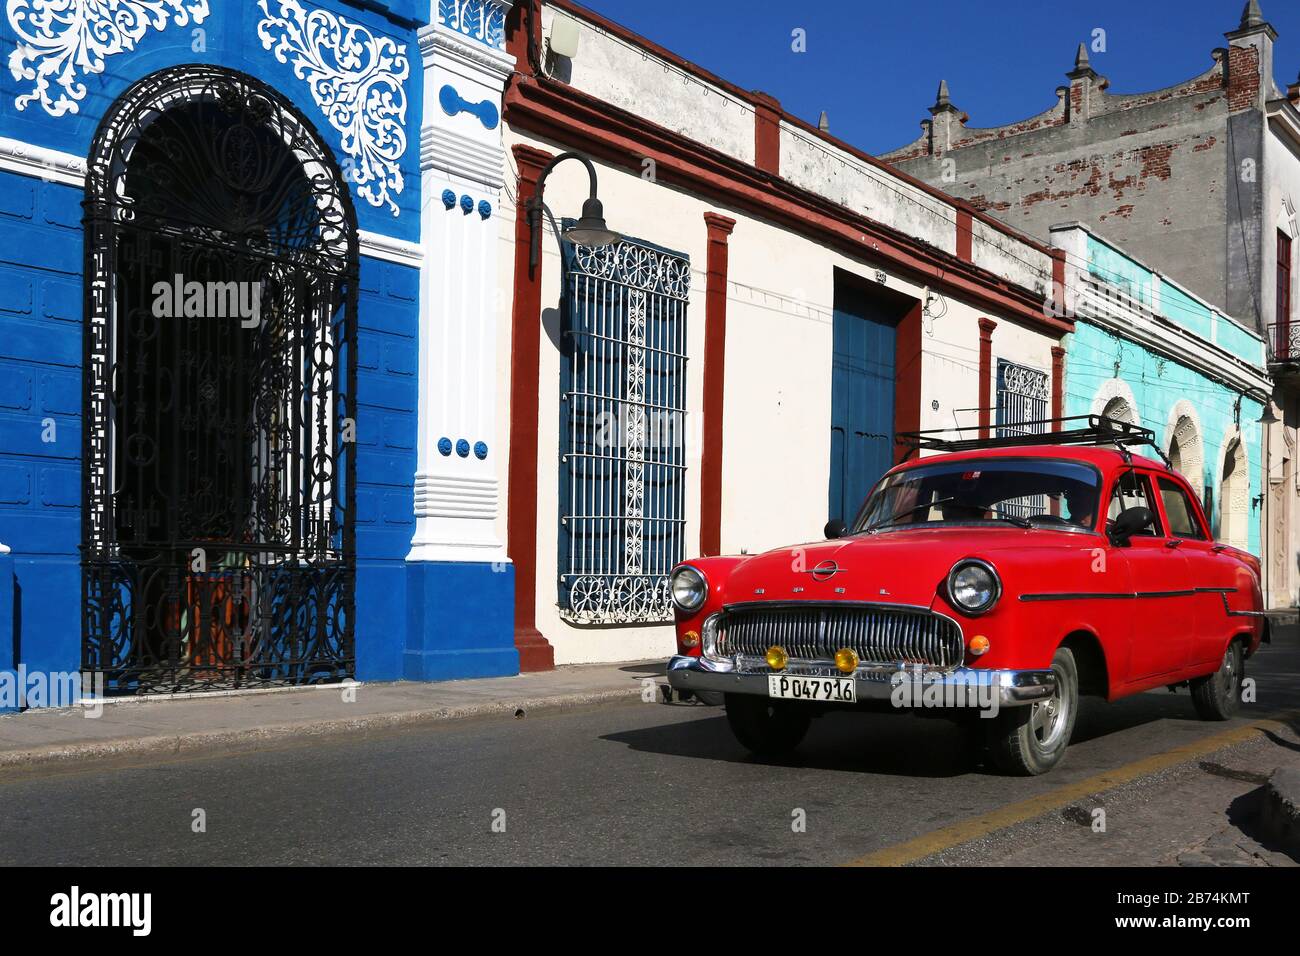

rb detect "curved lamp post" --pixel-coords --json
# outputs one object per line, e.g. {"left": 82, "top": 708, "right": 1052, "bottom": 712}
{"left": 528, "top": 151, "right": 620, "bottom": 273}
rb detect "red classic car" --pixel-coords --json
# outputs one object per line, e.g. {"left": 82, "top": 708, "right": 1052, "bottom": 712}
{"left": 666, "top": 417, "right": 1268, "bottom": 775}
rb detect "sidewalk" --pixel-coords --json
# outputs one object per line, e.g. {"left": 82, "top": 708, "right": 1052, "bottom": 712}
{"left": 0, "top": 661, "right": 664, "bottom": 770}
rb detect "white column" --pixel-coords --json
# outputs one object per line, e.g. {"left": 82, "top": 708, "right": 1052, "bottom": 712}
{"left": 408, "top": 2, "right": 514, "bottom": 563}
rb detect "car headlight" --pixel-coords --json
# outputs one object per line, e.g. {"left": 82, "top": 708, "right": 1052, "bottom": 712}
{"left": 670, "top": 565, "right": 708, "bottom": 613}
{"left": 947, "top": 559, "right": 1001, "bottom": 615}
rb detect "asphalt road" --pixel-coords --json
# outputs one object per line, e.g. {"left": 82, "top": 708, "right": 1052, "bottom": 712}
{"left": 1, "top": 639, "right": 1297, "bottom": 866}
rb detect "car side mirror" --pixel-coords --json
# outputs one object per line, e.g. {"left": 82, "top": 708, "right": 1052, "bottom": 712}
{"left": 824, "top": 518, "right": 847, "bottom": 539}
{"left": 1109, "top": 506, "right": 1153, "bottom": 545}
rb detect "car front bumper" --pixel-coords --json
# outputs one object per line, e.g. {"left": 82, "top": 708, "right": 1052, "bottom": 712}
{"left": 666, "top": 654, "right": 1056, "bottom": 708}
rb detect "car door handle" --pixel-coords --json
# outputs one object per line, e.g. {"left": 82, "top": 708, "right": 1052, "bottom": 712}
{"left": 1211, "top": 544, "right": 1228, "bottom": 553}
{"left": 1165, "top": 539, "right": 1184, "bottom": 549}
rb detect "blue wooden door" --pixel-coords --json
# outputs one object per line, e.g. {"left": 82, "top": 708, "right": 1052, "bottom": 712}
{"left": 829, "top": 289, "right": 895, "bottom": 524}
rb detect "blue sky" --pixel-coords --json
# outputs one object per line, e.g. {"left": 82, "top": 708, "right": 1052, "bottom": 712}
{"left": 577, "top": 0, "right": 1300, "bottom": 155}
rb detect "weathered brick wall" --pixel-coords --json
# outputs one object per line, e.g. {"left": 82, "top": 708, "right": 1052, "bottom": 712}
{"left": 885, "top": 78, "right": 1234, "bottom": 313}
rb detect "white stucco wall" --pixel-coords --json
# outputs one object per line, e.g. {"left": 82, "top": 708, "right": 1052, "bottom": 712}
{"left": 539, "top": 5, "right": 755, "bottom": 166}
{"left": 971, "top": 217, "right": 1053, "bottom": 294}
{"left": 499, "top": 125, "right": 1062, "bottom": 664}
{"left": 778, "top": 122, "right": 958, "bottom": 257}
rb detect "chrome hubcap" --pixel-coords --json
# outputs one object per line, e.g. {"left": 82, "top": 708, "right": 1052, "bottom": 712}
{"left": 1217, "top": 646, "right": 1238, "bottom": 695}
{"left": 1030, "top": 672, "right": 1069, "bottom": 750}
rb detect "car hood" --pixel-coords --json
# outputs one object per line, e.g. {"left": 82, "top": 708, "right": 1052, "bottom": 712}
{"left": 721, "top": 526, "right": 1093, "bottom": 607}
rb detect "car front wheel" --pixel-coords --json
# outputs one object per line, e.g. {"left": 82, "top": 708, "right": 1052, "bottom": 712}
{"left": 1190, "top": 640, "right": 1243, "bottom": 721}
{"left": 987, "top": 645, "right": 1078, "bottom": 776}
{"left": 724, "top": 693, "right": 811, "bottom": 758}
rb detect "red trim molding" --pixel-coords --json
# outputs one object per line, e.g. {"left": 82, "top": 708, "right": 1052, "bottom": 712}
{"left": 894, "top": 301, "right": 923, "bottom": 457}
{"left": 700, "top": 212, "right": 735, "bottom": 556}
{"left": 955, "top": 208, "right": 973, "bottom": 262}
{"left": 751, "top": 91, "right": 781, "bottom": 176}
{"left": 548, "top": 0, "right": 1055, "bottom": 265}
{"left": 505, "top": 75, "right": 1071, "bottom": 337}
{"left": 507, "top": 143, "right": 556, "bottom": 672}
{"left": 1050, "top": 248, "right": 1067, "bottom": 316}
{"left": 978, "top": 318, "right": 997, "bottom": 439}
{"left": 1049, "top": 343, "right": 1067, "bottom": 516}
{"left": 1051, "top": 345, "right": 1066, "bottom": 427}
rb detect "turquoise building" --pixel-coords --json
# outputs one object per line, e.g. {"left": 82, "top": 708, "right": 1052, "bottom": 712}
{"left": 1051, "top": 224, "right": 1271, "bottom": 555}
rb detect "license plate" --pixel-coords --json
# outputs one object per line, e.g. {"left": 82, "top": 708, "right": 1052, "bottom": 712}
{"left": 767, "top": 675, "right": 856, "bottom": 703}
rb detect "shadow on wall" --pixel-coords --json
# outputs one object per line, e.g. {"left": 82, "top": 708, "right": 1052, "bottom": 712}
{"left": 543, "top": 306, "right": 561, "bottom": 352}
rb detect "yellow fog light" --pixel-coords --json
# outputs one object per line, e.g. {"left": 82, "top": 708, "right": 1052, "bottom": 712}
{"left": 834, "top": 648, "right": 859, "bottom": 673}
{"left": 681, "top": 630, "right": 700, "bottom": 648}
{"left": 968, "top": 635, "right": 990, "bottom": 657}
{"left": 765, "top": 645, "right": 788, "bottom": 670}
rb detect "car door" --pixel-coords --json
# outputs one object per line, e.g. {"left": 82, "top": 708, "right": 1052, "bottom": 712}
{"left": 1107, "top": 468, "right": 1193, "bottom": 682}
{"left": 1155, "top": 475, "right": 1229, "bottom": 670}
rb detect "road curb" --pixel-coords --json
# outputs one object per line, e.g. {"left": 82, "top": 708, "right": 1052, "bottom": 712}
{"left": 1259, "top": 766, "right": 1300, "bottom": 857}
{"left": 0, "top": 686, "right": 645, "bottom": 771}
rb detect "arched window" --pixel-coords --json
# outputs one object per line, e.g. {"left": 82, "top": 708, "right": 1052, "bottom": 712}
{"left": 1219, "top": 434, "right": 1250, "bottom": 551}
{"left": 1102, "top": 396, "right": 1136, "bottom": 425}
{"left": 1166, "top": 405, "right": 1204, "bottom": 500}
{"left": 1093, "top": 377, "right": 1139, "bottom": 427}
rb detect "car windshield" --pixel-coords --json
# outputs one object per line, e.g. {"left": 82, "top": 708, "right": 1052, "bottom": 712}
{"left": 855, "top": 458, "right": 1102, "bottom": 532}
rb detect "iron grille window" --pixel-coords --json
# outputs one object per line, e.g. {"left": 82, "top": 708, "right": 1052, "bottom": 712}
{"left": 994, "top": 359, "right": 1050, "bottom": 519}
{"left": 558, "top": 235, "right": 690, "bottom": 624}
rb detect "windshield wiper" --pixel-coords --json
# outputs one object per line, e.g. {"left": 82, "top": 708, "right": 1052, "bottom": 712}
{"left": 868, "top": 497, "right": 956, "bottom": 533}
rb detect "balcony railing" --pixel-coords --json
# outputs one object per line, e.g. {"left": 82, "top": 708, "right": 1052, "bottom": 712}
{"left": 1269, "top": 320, "right": 1300, "bottom": 365}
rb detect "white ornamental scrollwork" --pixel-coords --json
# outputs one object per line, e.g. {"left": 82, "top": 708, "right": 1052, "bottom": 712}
{"left": 561, "top": 575, "right": 672, "bottom": 626}
{"left": 1000, "top": 362, "right": 1050, "bottom": 401}
{"left": 437, "top": 0, "right": 506, "bottom": 51}
{"left": 7, "top": 0, "right": 209, "bottom": 117}
{"left": 573, "top": 238, "right": 691, "bottom": 300}
{"left": 257, "top": 0, "right": 409, "bottom": 216}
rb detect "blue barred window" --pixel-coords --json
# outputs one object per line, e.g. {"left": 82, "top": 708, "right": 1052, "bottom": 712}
{"left": 994, "top": 358, "right": 1050, "bottom": 519}
{"left": 558, "top": 235, "right": 690, "bottom": 624}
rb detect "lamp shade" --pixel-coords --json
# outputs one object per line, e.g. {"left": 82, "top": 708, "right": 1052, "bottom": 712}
{"left": 563, "top": 197, "right": 619, "bottom": 247}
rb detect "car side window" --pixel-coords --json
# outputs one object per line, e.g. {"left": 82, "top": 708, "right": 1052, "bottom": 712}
{"left": 1107, "top": 471, "right": 1162, "bottom": 537}
{"left": 1157, "top": 477, "right": 1206, "bottom": 540}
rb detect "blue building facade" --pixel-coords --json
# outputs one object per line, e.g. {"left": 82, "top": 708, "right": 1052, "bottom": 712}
{"left": 0, "top": 0, "right": 520, "bottom": 707}
{"left": 1053, "top": 224, "right": 1271, "bottom": 555}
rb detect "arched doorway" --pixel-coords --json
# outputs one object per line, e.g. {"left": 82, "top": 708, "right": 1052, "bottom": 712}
{"left": 1220, "top": 433, "right": 1250, "bottom": 551}
{"left": 82, "top": 66, "right": 359, "bottom": 693}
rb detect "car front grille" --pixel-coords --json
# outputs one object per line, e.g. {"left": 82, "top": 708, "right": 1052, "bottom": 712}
{"left": 713, "top": 603, "right": 965, "bottom": 669}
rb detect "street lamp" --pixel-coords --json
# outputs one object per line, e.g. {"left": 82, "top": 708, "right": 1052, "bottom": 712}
{"left": 527, "top": 151, "right": 619, "bottom": 273}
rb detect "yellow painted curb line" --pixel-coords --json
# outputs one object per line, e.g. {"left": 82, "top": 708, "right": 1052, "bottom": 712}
{"left": 844, "top": 713, "right": 1295, "bottom": 867}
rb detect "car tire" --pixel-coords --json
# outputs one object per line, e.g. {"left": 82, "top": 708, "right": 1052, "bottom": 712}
{"left": 724, "top": 694, "right": 811, "bottom": 758}
{"left": 1190, "top": 640, "right": 1243, "bottom": 721}
{"left": 987, "top": 645, "right": 1078, "bottom": 776}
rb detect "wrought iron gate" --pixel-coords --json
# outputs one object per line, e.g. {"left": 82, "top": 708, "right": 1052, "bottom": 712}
{"left": 82, "top": 66, "right": 358, "bottom": 694}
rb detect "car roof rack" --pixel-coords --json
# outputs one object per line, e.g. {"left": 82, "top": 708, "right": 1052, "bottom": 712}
{"left": 897, "top": 415, "right": 1169, "bottom": 465}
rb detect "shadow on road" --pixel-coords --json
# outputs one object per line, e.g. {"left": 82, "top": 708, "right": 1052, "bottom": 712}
{"left": 601, "top": 706, "right": 983, "bottom": 777}
{"left": 601, "top": 687, "right": 1278, "bottom": 779}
